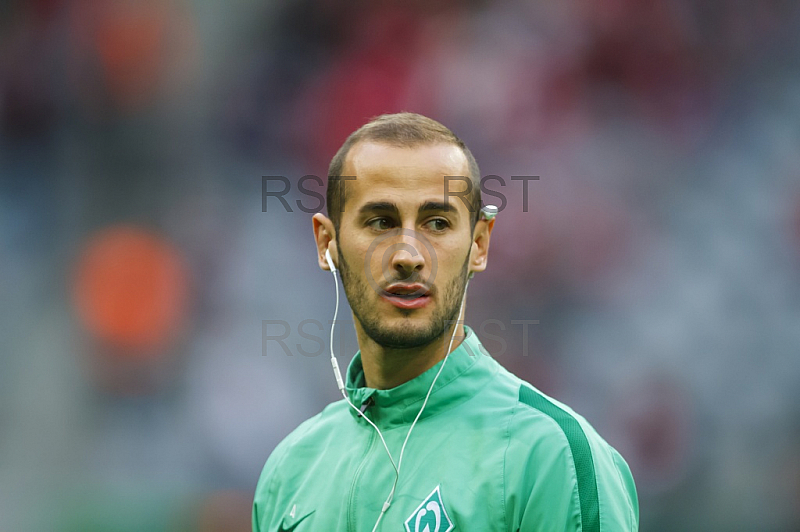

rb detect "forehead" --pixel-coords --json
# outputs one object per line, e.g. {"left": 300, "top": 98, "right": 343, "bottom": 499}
{"left": 342, "top": 141, "right": 471, "bottom": 207}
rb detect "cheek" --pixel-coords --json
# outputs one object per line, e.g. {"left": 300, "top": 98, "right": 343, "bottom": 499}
{"left": 367, "top": 241, "right": 395, "bottom": 283}
{"left": 341, "top": 240, "right": 372, "bottom": 281}
{"left": 438, "top": 244, "right": 471, "bottom": 278}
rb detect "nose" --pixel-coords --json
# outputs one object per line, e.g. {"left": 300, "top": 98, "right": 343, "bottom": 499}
{"left": 388, "top": 232, "right": 425, "bottom": 280}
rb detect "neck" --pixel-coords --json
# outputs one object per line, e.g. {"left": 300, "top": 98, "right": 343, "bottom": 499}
{"left": 355, "top": 312, "right": 467, "bottom": 390}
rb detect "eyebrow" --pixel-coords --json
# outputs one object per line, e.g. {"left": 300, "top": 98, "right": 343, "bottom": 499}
{"left": 358, "top": 201, "right": 398, "bottom": 217}
{"left": 357, "top": 200, "right": 461, "bottom": 219}
{"left": 419, "top": 201, "right": 458, "bottom": 217}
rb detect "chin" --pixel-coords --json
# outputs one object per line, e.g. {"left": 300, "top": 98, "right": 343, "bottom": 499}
{"left": 365, "top": 319, "right": 444, "bottom": 350}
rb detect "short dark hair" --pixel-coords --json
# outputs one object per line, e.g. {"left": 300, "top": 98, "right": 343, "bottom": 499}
{"left": 326, "top": 112, "right": 481, "bottom": 232}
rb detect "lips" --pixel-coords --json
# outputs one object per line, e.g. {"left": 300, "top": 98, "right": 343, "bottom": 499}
{"left": 381, "top": 283, "right": 431, "bottom": 309}
{"left": 384, "top": 283, "right": 430, "bottom": 297}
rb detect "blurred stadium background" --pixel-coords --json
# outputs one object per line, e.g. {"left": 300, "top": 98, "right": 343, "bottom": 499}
{"left": 2, "top": 0, "right": 800, "bottom": 530}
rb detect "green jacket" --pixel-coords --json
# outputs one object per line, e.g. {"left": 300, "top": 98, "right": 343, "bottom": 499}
{"left": 253, "top": 327, "right": 638, "bottom": 531}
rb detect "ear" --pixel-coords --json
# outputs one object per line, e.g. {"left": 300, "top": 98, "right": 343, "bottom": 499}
{"left": 469, "top": 217, "right": 495, "bottom": 276}
{"left": 312, "top": 213, "right": 338, "bottom": 271}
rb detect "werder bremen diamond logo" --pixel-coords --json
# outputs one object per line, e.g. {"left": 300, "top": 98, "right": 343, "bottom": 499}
{"left": 404, "top": 485, "right": 454, "bottom": 532}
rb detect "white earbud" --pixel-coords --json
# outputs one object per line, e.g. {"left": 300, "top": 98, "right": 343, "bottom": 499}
{"left": 480, "top": 204, "right": 499, "bottom": 221}
{"left": 325, "top": 248, "right": 337, "bottom": 272}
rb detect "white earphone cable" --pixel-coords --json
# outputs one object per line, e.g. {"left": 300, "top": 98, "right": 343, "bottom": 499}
{"left": 327, "top": 261, "right": 470, "bottom": 532}
{"left": 329, "top": 269, "right": 400, "bottom": 491}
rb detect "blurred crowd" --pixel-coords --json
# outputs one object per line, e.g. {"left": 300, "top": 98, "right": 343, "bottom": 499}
{"left": 1, "top": 0, "right": 800, "bottom": 530}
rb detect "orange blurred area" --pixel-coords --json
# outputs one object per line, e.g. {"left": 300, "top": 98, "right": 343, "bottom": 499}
{"left": 73, "top": 225, "right": 190, "bottom": 357}
{"left": 94, "top": 6, "right": 169, "bottom": 109}
{"left": 66, "top": 0, "right": 199, "bottom": 113}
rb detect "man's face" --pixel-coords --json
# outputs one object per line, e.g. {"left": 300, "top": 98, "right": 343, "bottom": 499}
{"left": 335, "top": 141, "right": 475, "bottom": 349}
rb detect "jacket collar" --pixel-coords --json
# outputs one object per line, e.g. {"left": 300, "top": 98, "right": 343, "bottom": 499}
{"left": 344, "top": 326, "right": 497, "bottom": 429}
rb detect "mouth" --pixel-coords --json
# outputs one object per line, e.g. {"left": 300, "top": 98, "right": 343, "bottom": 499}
{"left": 381, "top": 283, "right": 432, "bottom": 309}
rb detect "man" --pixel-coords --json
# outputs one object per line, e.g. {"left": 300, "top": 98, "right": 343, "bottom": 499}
{"left": 253, "top": 113, "right": 638, "bottom": 531}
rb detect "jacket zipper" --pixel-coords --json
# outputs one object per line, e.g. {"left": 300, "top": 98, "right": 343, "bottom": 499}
{"left": 347, "top": 418, "right": 378, "bottom": 532}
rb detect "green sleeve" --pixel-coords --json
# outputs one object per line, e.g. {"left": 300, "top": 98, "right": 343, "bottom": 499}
{"left": 607, "top": 447, "right": 639, "bottom": 528}
{"left": 252, "top": 426, "right": 303, "bottom": 532}
{"left": 505, "top": 414, "right": 582, "bottom": 531}
{"left": 252, "top": 444, "right": 283, "bottom": 532}
{"left": 507, "top": 390, "right": 639, "bottom": 531}
{"left": 252, "top": 499, "right": 262, "bottom": 532}
{"left": 252, "top": 414, "right": 323, "bottom": 532}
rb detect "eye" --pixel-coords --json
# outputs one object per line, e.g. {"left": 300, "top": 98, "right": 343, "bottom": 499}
{"left": 367, "top": 217, "right": 394, "bottom": 232}
{"left": 425, "top": 218, "right": 450, "bottom": 232}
